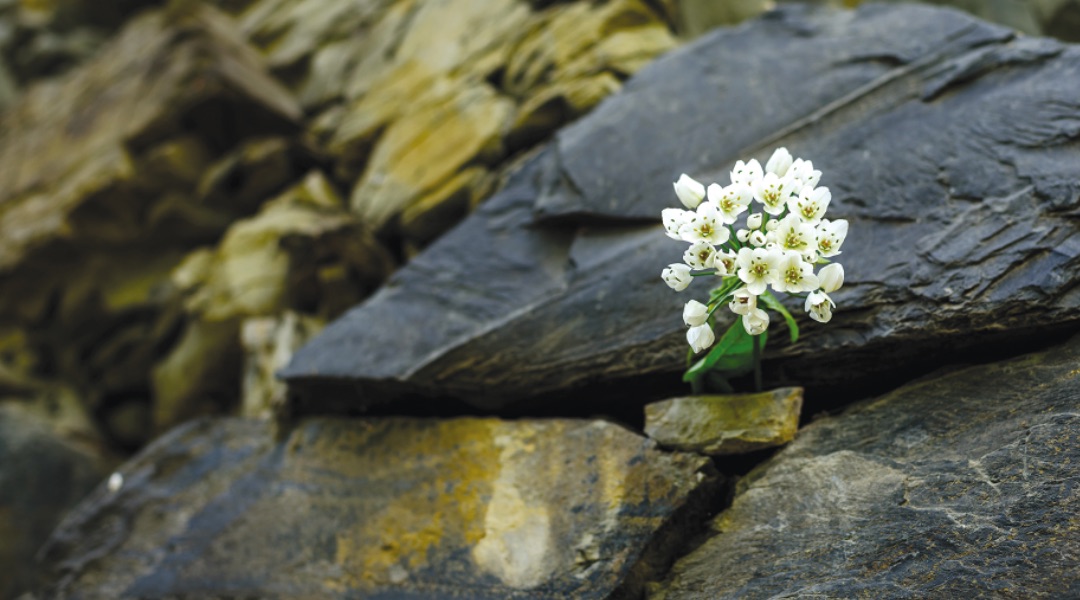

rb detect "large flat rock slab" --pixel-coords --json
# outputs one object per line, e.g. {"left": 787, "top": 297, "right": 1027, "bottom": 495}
{"left": 283, "top": 3, "right": 1080, "bottom": 412}
{"left": 652, "top": 334, "right": 1080, "bottom": 599}
{"left": 39, "top": 417, "right": 715, "bottom": 599}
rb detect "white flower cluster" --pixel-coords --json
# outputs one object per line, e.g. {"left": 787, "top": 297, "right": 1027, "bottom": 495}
{"left": 660, "top": 148, "right": 848, "bottom": 352}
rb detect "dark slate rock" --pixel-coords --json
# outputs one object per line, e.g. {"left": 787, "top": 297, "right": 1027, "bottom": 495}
{"left": 0, "top": 405, "right": 111, "bottom": 599}
{"left": 283, "top": 4, "right": 1080, "bottom": 411}
{"left": 38, "top": 417, "right": 718, "bottom": 599}
{"left": 651, "top": 333, "right": 1080, "bottom": 599}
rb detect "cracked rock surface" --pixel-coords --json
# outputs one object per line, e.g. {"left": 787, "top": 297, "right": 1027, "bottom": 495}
{"left": 283, "top": 3, "right": 1080, "bottom": 412}
{"left": 652, "top": 334, "right": 1080, "bottom": 599}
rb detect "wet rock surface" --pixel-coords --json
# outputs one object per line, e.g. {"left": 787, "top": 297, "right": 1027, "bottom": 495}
{"left": 284, "top": 3, "right": 1080, "bottom": 412}
{"left": 0, "top": 404, "right": 112, "bottom": 599}
{"left": 652, "top": 334, "right": 1080, "bottom": 599}
{"left": 39, "top": 417, "right": 718, "bottom": 599}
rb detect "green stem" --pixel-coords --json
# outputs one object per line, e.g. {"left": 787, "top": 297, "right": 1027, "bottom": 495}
{"left": 752, "top": 333, "right": 762, "bottom": 393}
{"left": 690, "top": 373, "right": 705, "bottom": 395}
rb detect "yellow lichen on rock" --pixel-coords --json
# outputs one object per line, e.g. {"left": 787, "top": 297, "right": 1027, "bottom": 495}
{"left": 644, "top": 388, "right": 804, "bottom": 455}
{"left": 349, "top": 85, "right": 513, "bottom": 232}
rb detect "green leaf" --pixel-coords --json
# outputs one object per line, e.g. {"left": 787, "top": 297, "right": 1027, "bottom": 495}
{"left": 683, "top": 321, "right": 764, "bottom": 382}
{"left": 760, "top": 291, "right": 799, "bottom": 344}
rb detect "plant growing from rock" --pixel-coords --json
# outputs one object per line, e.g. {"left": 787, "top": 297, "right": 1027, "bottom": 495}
{"left": 661, "top": 148, "right": 847, "bottom": 393}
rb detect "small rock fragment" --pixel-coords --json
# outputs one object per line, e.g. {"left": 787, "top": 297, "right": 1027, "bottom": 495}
{"left": 644, "top": 388, "right": 803, "bottom": 455}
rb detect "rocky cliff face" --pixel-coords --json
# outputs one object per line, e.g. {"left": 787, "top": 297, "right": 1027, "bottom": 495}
{"left": 4, "top": 1, "right": 1080, "bottom": 599}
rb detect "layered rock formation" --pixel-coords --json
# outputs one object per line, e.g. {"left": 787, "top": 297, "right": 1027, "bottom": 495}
{"left": 7, "top": 1, "right": 1080, "bottom": 599}
{"left": 283, "top": 3, "right": 1080, "bottom": 413}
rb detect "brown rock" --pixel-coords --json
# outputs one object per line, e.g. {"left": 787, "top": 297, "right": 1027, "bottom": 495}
{"left": 154, "top": 172, "right": 393, "bottom": 431}
{"left": 508, "top": 72, "right": 623, "bottom": 149}
{"left": 240, "top": 311, "right": 325, "bottom": 419}
{"left": 644, "top": 388, "right": 803, "bottom": 455}
{"left": 0, "top": 4, "right": 300, "bottom": 272}
{"left": 504, "top": 0, "right": 673, "bottom": 98}
{"left": 182, "top": 171, "right": 393, "bottom": 322}
{"left": 349, "top": 84, "right": 513, "bottom": 232}
{"left": 400, "top": 166, "right": 493, "bottom": 246}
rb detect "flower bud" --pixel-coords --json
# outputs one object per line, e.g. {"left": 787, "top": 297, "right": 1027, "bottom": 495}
{"left": 746, "top": 213, "right": 763, "bottom": 230}
{"left": 683, "top": 300, "right": 709, "bottom": 327}
{"left": 736, "top": 229, "right": 750, "bottom": 243}
{"left": 687, "top": 324, "right": 715, "bottom": 353}
{"left": 749, "top": 230, "right": 767, "bottom": 247}
{"left": 818, "top": 263, "right": 844, "bottom": 293}
{"left": 766, "top": 147, "right": 793, "bottom": 177}
{"left": 673, "top": 174, "right": 705, "bottom": 209}
{"left": 662, "top": 263, "right": 692, "bottom": 291}
{"left": 765, "top": 219, "right": 779, "bottom": 232}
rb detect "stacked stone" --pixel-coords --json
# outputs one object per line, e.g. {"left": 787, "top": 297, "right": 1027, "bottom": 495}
{"left": 5, "top": 1, "right": 1080, "bottom": 599}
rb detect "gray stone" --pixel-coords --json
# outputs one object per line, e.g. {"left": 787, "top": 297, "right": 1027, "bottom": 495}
{"left": 283, "top": 4, "right": 1080, "bottom": 412}
{"left": 652, "top": 334, "right": 1080, "bottom": 599}
{"left": 39, "top": 417, "right": 718, "bottom": 599}
{"left": 0, "top": 404, "right": 112, "bottom": 599}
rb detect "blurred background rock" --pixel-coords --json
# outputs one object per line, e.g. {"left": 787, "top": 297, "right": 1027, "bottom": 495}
{"left": 1, "top": 0, "right": 1079, "bottom": 597}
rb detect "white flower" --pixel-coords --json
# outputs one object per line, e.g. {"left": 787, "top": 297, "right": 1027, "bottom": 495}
{"left": 683, "top": 300, "right": 709, "bottom": 327}
{"left": 736, "top": 247, "right": 781, "bottom": 295}
{"left": 766, "top": 147, "right": 793, "bottom": 177}
{"left": 714, "top": 249, "right": 737, "bottom": 276}
{"left": 788, "top": 186, "right": 831, "bottom": 225}
{"left": 679, "top": 202, "right": 730, "bottom": 246}
{"left": 752, "top": 172, "right": 794, "bottom": 215}
{"left": 673, "top": 174, "right": 706, "bottom": 209}
{"left": 805, "top": 290, "right": 835, "bottom": 323}
{"left": 749, "top": 230, "right": 767, "bottom": 247}
{"left": 707, "top": 183, "right": 753, "bottom": 224}
{"left": 683, "top": 241, "right": 716, "bottom": 269}
{"left": 774, "top": 213, "right": 816, "bottom": 256}
{"left": 730, "top": 159, "right": 763, "bottom": 186}
{"left": 662, "top": 208, "right": 692, "bottom": 240}
{"left": 662, "top": 263, "right": 692, "bottom": 291}
{"left": 815, "top": 218, "right": 848, "bottom": 258}
{"left": 742, "top": 307, "right": 770, "bottom": 336}
{"left": 788, "top": 158, "right": 821, "bottom": 194}
{"left": 772, "top": 251, "right": 820, "bottom": 294}
{"left": 746, "top": 212, "right": 763, "bottom": 230}
{"left": 728, "top": 287, "right": 757, "bottom": 315}
{"left": 687, "top": 324, "right": 715, "bottom": 352}
{"left": 818, "top": 263, "right": 844, "bottom": 293}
